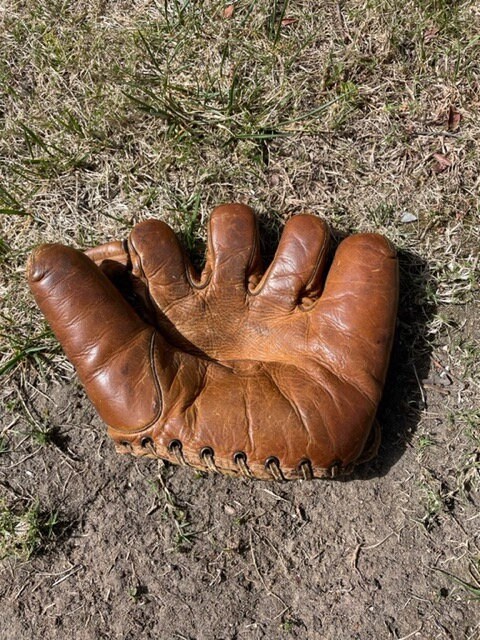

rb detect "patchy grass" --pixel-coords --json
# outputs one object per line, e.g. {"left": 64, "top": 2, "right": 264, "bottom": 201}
{"left": 150, "top": 464, "right": 197, "bottom": 552}
{"left": 0, "top": 499, "right": 59, "bottom": 561}
{"left": 1, "top": 0, "right": 478, "bottom": 375}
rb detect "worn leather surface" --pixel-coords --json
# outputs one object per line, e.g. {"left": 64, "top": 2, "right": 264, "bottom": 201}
{"left": 28, "top": 204, "right": 398, "bottom": 480}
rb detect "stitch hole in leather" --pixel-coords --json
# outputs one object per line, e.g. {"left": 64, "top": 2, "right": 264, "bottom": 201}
{"left": 233, "top": 451, "right": 252, "bottom": 478}
{"left": 119, "top": 441, "right": 132, "bottom": 450}
{"left": 265, "top": 456, "right": 284, "bottom": 481}
{"left": 298, "top": 459, "right": 313, "bottom": 480}
{"left": 168, "top": 439, "right": 187, "bottom": 466}
{"left": 200, "top": 447, "right": 217, "bottom": 472}
{"left": 141, "top": 437, "right": 156, "bottom": 455}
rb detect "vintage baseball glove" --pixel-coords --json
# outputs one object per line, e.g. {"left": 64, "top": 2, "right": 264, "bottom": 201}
{"left": 28, "top": 204, "right": 398, "bottom": 480}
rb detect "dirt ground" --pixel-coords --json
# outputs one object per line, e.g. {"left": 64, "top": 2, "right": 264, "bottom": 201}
{"left": 1, "top": 1, "right": 479, "bottom": 639}
{"left": 0, "top": 334, "right": 479, "bottom": 639}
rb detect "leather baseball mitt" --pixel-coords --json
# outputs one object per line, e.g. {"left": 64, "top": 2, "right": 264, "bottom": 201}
{"left": 28, "top": 204, "right": 398, "bottom": 480}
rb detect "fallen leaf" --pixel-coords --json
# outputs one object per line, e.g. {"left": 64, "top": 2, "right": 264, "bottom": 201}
{"left": 424, "top": 25, "right": 439, "bottom": 43}
{"left": 433, "top": 153, "right": 451, "bottom": 173}
{"left": 447, "top": 106, "right": 461, "bottom": 131}
{"left": 281, "top": 17, "right": 298, "bottom": 27}
{"left": 223, "top": 4, "right": 234, "bottom": 18}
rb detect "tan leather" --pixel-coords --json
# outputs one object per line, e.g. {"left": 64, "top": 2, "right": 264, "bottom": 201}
{"left": 27, "top": 204, "right": 398, "bottom": 480}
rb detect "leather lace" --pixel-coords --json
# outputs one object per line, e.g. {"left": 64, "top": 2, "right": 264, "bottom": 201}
{"left": 201, "top": 447, "right": 217, "bottom": 472}
{"left": 265, "top": 457, "right": 283, "bottom": 481}
{"left": 234, "top": 452, "right": 252, "bottom": 478}
{"left": 168, "top": 440, "right": 187, "bottom": 466}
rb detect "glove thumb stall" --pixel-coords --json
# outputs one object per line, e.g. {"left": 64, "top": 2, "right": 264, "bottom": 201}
{"left": 27, "top": 244, "right": 162, "bottom": 433}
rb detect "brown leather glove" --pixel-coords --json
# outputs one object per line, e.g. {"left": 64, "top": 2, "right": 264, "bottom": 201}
{"left": 27, "top": 204, "right": 398, "bottom": 480}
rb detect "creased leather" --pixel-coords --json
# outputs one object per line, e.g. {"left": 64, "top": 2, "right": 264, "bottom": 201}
{"left": 28, "top": 203, "right": 398, "bottom": 480}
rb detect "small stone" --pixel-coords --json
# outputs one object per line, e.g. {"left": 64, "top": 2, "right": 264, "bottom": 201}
{"left": 400, "top": 212, "right": 417, "bottom": 223}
